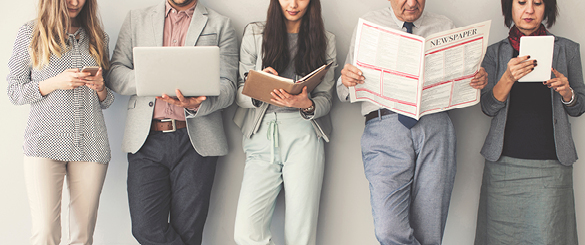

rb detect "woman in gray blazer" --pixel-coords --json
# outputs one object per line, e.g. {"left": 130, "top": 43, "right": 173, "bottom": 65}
{"left": 475, "top": 0, "right": 585, "bottom": 244}
{"left": 232, "top": 0, "right": 336, "bottom": 244}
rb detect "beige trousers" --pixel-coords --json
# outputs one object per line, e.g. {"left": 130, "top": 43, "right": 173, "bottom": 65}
{"left": 23, "top": 157, "right": 108, "bottom": 245}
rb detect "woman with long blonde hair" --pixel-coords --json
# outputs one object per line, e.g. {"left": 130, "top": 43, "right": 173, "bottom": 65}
{"left": 7, "top": 0, "right": 112, "bottom": 244}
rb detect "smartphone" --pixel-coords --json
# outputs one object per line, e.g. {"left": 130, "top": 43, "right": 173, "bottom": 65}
{"left": 81, "top": 66, "right": 100, "bottom": 76}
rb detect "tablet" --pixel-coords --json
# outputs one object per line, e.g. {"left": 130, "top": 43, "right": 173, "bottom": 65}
{"left": 518, "top": 36, "right": 554, "bottom": 82}
{"left": 133, "top": 46, "right": 220, "bottom": 96}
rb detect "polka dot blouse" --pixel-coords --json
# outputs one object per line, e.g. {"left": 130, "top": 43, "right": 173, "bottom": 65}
{"left": 7, "top": 21, "right": 114, "bottom": 164}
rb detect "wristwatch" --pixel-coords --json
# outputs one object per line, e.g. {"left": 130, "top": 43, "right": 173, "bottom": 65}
{"left": 302, "top": 100, "right": 315, "bottom": 114}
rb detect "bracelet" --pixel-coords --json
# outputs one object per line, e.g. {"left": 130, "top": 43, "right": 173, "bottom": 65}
{"left": 562, "top": 88, "right": 575, "bottom": 106}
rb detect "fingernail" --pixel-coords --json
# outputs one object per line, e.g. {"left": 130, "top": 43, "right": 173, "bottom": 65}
{"left": 532, "top": 68, "right": 534, "bottom": 71}
{"left": 527, "top": 55, "right": 531, "bottom": 59}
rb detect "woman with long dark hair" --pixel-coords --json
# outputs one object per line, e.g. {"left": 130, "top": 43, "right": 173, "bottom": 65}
{"left": 232, "top": 0, "right": 336, "bottom": 244}
{"left": 475, "top": 0, "right": 584, "bottom": 244}
{"left": 7, "top": 0, "right": 112, "bottom": 244}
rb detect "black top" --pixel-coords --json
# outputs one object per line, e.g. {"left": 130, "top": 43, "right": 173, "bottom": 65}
{"left": 501, "top": 51, "right": 557, "bottom": 160}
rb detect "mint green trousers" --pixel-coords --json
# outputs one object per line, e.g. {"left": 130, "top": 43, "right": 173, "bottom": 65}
{"left": 234, "top": 112, "right": 325, "bottom": 245}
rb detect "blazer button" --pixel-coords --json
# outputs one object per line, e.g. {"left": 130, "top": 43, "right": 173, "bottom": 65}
{"left": 554, "top": 119, "right": 558, "bottom": 124}
{"left": 149, "top": 102, "right": 154, "bottom": 107}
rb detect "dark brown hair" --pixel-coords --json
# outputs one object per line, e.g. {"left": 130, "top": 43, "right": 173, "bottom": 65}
{"left": 501, "top": 0, "right": 558, "bottom": 28}
{"left": 262, "top": 0, "right": 327, "bottom": 76}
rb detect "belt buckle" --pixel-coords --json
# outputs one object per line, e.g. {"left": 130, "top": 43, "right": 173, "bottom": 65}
{"left": 161, "top": 119, "right": 176, "bottom": 133}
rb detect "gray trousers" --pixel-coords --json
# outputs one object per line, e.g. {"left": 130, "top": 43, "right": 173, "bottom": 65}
{"left": 127, "top": 128, "right": 218, "bottom": 245}
{"left": 361, "top": 112, "right": 456, "bottom": 245}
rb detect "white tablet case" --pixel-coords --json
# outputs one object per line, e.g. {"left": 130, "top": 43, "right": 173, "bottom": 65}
{"left": 518, "top": 36, "right": 554, "bottom": 82}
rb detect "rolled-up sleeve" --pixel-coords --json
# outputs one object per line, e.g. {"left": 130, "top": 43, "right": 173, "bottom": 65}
{"left": 7, "top": 24, "right": 44, "bottom": 105}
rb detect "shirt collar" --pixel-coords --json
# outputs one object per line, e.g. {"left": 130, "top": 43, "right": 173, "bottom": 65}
{"left": 165, "top": 1, "right": 196, "bottom": 18}
{"left": 388, "top": 6, "right": 425, "bottom": 32}
{"left": 67, "top": 27, "right": 86, "bottom": 41}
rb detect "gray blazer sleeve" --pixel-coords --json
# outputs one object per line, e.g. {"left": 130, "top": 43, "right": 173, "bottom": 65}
{"left": 563, "top": 43, "right": 585, "bottom": 117}
{"left": 235, "top": 23, "right": 260, "bottom": 109}
{"left": 107, "top": 12, "right": 137, "bottom": 96}
{"left": 480, "top": 43, "right": 507, "bottom": 117}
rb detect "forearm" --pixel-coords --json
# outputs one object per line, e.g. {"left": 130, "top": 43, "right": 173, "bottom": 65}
{"left": 38, "top": 77, "right": 57, "bottom": 96}
{"left": 491, "top": 73, "right": 515, "bottom": 102}
{"left": 97, "top": 87, "right": 107, "bottom": 102}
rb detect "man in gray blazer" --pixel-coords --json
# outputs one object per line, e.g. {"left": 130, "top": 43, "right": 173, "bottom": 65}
{"left": 107, "top": 0, "right": 237, "bottom": 244}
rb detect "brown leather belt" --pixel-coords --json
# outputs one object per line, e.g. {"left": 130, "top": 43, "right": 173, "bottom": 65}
{"left": 365, "top": 109, "right": 395, "bottom": 123}
{"left": 151, "top": 119, "right": 186, "bottom": 133}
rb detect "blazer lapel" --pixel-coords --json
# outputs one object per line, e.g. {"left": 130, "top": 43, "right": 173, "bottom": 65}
{"left": 184, "top": 3, "right": 209, "bottom": 47}
{"left": 500, "top": 39, "right": 515, "bottom": 78}
{"left": 151, "top": 1, "right": 166, "bottom": 47}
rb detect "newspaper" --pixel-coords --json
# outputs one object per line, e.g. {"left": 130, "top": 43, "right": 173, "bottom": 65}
{"left": 349, "top": 19, "right": 491, "bottom": 119}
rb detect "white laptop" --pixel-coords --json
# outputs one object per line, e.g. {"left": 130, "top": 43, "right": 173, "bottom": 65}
{"left": 133, "top": 46, "right": 220, "bottom": 96}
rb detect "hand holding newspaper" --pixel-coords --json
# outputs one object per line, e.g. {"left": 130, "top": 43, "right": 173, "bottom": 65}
{"left": 349, "top": 19, "right": 491, "bottom": 119}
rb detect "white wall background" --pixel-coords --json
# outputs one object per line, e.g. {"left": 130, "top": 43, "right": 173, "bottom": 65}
{"left": 1, "top": 0, "right": 584, "bottom": 244}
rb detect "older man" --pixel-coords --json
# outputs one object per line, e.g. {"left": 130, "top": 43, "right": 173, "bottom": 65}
{"left": 338, "top": 0, "right": 487, "bottom": 244}
{"left": 107, "top": 0, "right": 238, "bottom": 244}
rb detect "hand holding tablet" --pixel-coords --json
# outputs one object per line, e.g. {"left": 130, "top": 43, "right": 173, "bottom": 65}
{"left": 518, "top": 36, "right": 555, "bottom": 82}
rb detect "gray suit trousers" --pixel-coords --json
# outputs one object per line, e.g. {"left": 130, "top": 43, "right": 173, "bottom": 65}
{"left": 127, "top": 128, "right": 218, "bottom": 245}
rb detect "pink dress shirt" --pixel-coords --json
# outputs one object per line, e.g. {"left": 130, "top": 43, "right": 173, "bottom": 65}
{"left": 152, "top": 2, "right": 197, "bottom": 120}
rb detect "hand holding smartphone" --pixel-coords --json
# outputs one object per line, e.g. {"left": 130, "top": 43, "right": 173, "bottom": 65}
{"left": 80, "top": 66, "right": 100, "bottom": 76}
